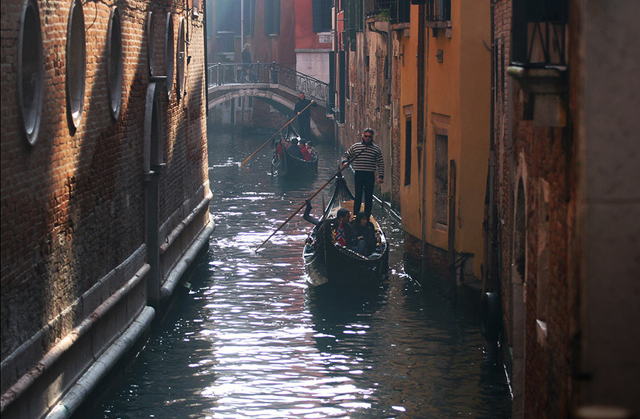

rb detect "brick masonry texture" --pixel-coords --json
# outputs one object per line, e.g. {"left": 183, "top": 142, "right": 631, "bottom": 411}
{"left": 491, "top": 1, "right": 576, "bottom": 416}
{"left": 1, "top": 0, "right": 209, "bottom": 399}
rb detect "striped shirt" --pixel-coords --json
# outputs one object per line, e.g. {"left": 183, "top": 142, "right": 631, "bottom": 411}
{"left": 342, "top": 141, "right": 385, "bottom": 179}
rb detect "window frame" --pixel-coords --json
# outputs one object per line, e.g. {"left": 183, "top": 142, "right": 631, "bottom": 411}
{"left": 17, "top": 0, "right": 44, "bottom": 145}
{"left": 66, "top": 0, "right": 86, "bottom": 130}
{"left": 107, "top": 7, "right": 123, "bottom": 120}
{"left": 264, "top": 0, "right": 281, "bottom": 36}
{"left": 434, "top": 133, "right": 449, "bottom": 227}
{"left": 165, "top": 13, "right": 175, "bottom": 100}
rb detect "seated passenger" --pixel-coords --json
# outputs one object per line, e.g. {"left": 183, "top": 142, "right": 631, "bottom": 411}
{"left": 306, "top": 141, "right": 317, "bottom": 160}
{"left": 287, "top": 138, "right": 305, "bottom": 160}
{"left": 300, "top": 140, "right": 311, "bottom": 161}
{"left": 331, "top": 208, "right": 356, "bottom": 248}
{"left": 351, "top": 211, "right": 376, "bottom": 256}
{"left": 275, "top": 138, "right": 286, "bottom": 160}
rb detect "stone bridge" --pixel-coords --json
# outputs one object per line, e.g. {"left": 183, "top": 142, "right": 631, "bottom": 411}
{"left": 206, "top": 63, "right": 335, "bottom": 140}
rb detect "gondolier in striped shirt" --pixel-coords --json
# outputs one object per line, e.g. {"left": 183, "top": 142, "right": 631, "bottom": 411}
{"left": 342, "top": 128, "right": 385, "bottom": 218}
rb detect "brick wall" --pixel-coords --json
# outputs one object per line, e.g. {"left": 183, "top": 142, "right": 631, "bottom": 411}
{"left": 1, "top": 0, "right": 210, "bottom": 415}
{"left": 491, "top": 0, "right": 576, "bottom": 416}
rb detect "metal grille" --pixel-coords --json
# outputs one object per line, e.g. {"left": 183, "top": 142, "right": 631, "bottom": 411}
{"left": 207, "top": 62, "right": 330, "bottom": 106}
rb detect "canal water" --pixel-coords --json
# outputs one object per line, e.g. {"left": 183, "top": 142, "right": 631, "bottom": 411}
{"left": 85, "top": 125, "right": 512, "bottom": 418}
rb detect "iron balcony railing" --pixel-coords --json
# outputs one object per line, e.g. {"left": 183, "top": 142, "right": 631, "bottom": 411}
{"left": 207, "top": 62, "right": 331, "bottom": 107}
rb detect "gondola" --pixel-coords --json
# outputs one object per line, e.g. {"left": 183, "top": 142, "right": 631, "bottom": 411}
{"left": 271, "top": 127, "right": 318, "bottom": 177}
{"left": 302, "top": 173, "right": 389, "bottom": 289}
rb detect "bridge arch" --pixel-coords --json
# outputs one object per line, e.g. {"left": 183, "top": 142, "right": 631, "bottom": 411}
{"left": 207, "top": 86, "right": 324, "bottom": 140}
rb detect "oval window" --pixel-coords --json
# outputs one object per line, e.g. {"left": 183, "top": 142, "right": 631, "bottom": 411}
{"left": 176, "top": 18, "right": 186, "bottom": 100}
{"left": 165, "top": 13, "right": 175, "bottom": 100}
{"left": 66, "top": 0, "right": 86, "bottom": 129}
{"left": 107, "top": 7, "right": 123, "bottom": 120}
{"left": 18, "top": 0, "right": 44, "bottom": 145}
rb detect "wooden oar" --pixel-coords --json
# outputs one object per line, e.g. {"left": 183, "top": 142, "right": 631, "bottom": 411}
{"left": 255, "top": 149, "right": 365, "bottom": 252}
{"left": 240, "top": 101, "right": 315, "bottom": 167}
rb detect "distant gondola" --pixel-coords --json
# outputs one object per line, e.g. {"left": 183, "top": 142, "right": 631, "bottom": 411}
{"left": 271, "top": 127, "right": 318, "bottom": 177}
{"left": 302, "top": 173, "right": 389, "bottom": 289}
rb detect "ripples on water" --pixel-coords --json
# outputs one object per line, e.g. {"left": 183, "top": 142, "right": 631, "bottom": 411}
{"left": 88, "top": 126, "right": 511, "bottom": 418}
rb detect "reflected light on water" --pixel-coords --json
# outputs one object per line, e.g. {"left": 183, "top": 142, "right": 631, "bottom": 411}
{"left": 85, "top": 127, "right": 512, "bottom": 419}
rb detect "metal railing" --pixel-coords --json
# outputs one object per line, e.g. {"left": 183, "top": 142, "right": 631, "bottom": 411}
{"left": 207, "top": 62, "right": 331, "bottom": 106}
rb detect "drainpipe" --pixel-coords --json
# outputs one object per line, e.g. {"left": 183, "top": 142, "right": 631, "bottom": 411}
{"left": 418, "top": 4, "right": 428, "bottom": 284}
{"left": 483, "top": 0, "right": 496, "bottom": 297}
{"left": 240, "top": 0, "right": 244, "bottom": 53}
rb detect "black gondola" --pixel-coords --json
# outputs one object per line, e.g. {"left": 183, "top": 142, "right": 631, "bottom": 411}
{"left": 271, "top": 127, "right": 318, "bottom": 177}
{"left": 302, "top": 173, "right": 389, "bottom": 289}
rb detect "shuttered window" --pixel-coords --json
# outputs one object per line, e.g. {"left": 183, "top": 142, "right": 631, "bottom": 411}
{"left": 264, "top": 0, "right": 280, "bottom": 36}
{"left": 312, "top": 0, "right": 332, "bottom": 33}
{"left": 243, "top": 0, "right": 255, "bottom": 38}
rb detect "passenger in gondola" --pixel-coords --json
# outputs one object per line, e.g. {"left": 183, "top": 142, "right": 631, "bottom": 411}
{"left": 351, "top": 211, "right": 376, "bottom": 256}
{"left": 287, "top": 137, "right": 305, "bottom": 160}
{"left": 304, "top": 199, "right": 321, "bottom": 225}
{"left": 306, "top": 141, "right": 317, "bottom": 160}
{"left": 300, "top": 140, "right": 311, "bottom": 161}
{"left": 331, "top": 208, "right": 356, "bottom": 248}
{"left": 303, "top": 199, "right": 324, "bottom": 249}
{"left": 275, "top": 137, "right": 286, "bottom": 160}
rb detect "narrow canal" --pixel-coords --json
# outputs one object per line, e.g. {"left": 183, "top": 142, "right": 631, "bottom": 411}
{"left": 85, "top": 125, "right": 512, "bottom": 418}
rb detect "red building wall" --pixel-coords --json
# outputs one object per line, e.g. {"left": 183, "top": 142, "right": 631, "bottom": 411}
{"left": 294, "top": 0, "right": 327, "bottom": 50}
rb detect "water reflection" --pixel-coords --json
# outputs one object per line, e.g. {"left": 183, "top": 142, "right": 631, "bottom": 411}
{"left": 86, "top": 126, "right": 511, "bottom": 419}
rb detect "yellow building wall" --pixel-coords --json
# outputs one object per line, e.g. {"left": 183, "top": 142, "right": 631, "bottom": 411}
{"left": 399, "top": 7, "right": 420, "bottom": 238}
{"left": 458, "top": 0, "right": 491, "bottom": 276}
{"left": 400, "top": 0, "right": 491, "bottom": 280}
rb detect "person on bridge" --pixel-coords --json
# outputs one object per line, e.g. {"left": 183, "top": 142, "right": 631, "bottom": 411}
{"left": 294, "top": 93, "right": 316, "bottom": 140}
{"left": 240, "top": 43, "right": 252, "bottom": 82}
{"left": 342, "top": 128, "right": 385, "bottom": 218}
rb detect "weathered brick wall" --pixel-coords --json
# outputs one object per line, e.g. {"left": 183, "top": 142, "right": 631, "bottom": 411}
{"left": 1, "top": 0, "right": 210, "bottom": 411}
{"left": 492, "top": 0, "right": 514, "bottom": 348}
{"left": 518, "top": 120, "right": 574, "bottom": 419}
{"left": 403, "top": 231, "right": 449, "bottom": 292}
{"left": 491, "top": 0, "right": 576, "bottom": 416}
{"left": 389, "top": 31, "right": 403, "bottom": 213}
{"left": 1, "top": 0, "right": 150, "bottom": 361}
{"left": 342, "top": 22, "right": 394, "bottom": 204}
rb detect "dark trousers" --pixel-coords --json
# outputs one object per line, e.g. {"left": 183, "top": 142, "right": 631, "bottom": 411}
{"left": 240, "top": 64, "right": 251, "bottom": 82}
{"left": 353, "top": 171, "right": 375, "bottom": 217}
{"left": 298, "top": 117, "right": 311, "bottom": 140}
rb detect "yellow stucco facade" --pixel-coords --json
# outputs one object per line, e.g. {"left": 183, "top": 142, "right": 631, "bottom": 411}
{"left": 399, "top": 1, "right": 491, "bottom": 281}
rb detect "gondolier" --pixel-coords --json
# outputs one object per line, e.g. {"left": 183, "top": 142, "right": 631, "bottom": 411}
{"left": 342, "top": 128, "right": 384, "bottom": 218}
{"left": 302, "top": 173, "right": 389, "bottom": 288}
{"left": 294, "top": 93, "right": 316, "bottom": 140}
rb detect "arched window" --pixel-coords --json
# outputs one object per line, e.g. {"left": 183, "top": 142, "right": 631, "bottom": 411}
{"left": 66, "top": 0, "right": 86, "bottom": 130}
{"left": 18, "top": 0, "right": 44, "bottom": 145}
{"left": 107, "top": 7, "right": 123, "bottom": 120}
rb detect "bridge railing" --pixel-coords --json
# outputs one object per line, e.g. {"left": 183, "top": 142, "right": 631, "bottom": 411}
{"left": 207, "top": 62, "right": 332, "bottom": 108}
